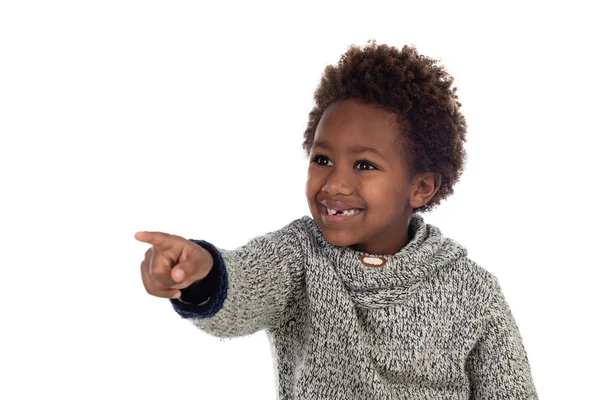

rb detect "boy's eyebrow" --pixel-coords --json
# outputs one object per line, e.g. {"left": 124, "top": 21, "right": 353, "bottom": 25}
{"left": 313, "top": 141, "right": 386, "bottom": 159}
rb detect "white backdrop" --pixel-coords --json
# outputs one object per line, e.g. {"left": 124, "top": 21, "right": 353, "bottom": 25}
{"left": 1, "top": 1, "right": 598, "bottom": 399}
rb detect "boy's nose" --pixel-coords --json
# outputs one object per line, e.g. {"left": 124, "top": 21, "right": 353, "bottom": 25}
{"left": 322, "top": 168, "right": 353, "bottom": 196}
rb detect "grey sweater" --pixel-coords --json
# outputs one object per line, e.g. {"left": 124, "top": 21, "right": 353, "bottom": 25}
{"left": 171, "top": 214, "right": 538, "bottom": 399}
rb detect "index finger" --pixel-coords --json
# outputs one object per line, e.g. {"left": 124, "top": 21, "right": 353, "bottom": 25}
{"left": 134, "top": 231, "right": 175, "bottom": 250}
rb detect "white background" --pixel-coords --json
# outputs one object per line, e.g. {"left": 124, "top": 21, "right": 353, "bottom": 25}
{"left": 1, "top": 1, "right": 598, "bottom": 399}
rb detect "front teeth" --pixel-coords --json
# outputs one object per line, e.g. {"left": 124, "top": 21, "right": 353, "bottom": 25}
{"left": 327, "top": 208, "right": 360, "bottom": 216}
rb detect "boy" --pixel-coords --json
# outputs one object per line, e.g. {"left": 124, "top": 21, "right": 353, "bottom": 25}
{"left": 136, "top": 41, "right": 538, "bottom": 399}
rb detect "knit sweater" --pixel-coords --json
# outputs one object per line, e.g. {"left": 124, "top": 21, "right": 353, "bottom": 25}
{"left": 170, "top": 214, "right": 538, "bottom": 399}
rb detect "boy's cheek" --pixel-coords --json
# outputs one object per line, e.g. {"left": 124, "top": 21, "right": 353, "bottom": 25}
{"left": 305, "top": 172, "right": 321, "bottom": 198}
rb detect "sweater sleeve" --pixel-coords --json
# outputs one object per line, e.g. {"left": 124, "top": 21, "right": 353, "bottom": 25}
{"left": 465, "top": 279, "right": 538, "bottom": 400}
{"left": 171, "top": 221, "right": 306, "bottom": 338}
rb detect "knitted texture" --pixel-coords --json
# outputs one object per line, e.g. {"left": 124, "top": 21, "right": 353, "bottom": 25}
{"left": 174, "top": 214, "right": 538, "bottom": 399}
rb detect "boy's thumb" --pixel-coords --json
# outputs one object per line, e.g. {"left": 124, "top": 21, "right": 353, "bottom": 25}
{"left": 171, "top": 258, "right": 205, "bottom": 285}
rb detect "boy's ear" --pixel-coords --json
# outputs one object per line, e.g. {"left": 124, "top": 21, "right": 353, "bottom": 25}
{"left": 408, "top": 172, "right": 442, "bottom": 208}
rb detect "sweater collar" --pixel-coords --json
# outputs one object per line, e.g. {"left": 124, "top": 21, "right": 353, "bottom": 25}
{"left": 303, "top": 213, "right": 468, "bottom": 308}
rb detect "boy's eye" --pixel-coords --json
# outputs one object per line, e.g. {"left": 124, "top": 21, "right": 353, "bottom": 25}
{"left": 313, "top": 155, "right": 332, "bottom": 166}
{"left": 356, "top": 161, "right": 377, "bottom": 171}
{"left": 311, "top": 155, "right": 377, "bottom": 171}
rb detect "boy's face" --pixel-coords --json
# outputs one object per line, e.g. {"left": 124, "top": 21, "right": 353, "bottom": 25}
{"left": 305, "top": 99, "right": 426, "bottom": 255}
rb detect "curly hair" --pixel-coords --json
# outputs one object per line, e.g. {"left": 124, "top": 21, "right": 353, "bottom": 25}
{"left": 302, "top": 41, "right": 468, "bottom": 214}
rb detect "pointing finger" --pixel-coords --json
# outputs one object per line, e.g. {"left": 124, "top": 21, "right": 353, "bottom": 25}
{"left": 135, "top": 231, "right": 175, "bottom": 250}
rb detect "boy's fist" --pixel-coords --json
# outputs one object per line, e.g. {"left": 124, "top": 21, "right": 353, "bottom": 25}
{"left": 135, "top": 231, "right": 214, "bottom": 299}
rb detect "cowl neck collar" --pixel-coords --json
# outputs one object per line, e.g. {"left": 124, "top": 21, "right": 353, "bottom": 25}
{"left": 302, "top": 214, "right": 468, "bottom": 308}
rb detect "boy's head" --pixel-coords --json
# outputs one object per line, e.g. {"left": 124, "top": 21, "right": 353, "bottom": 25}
{"left": 303, "top": 41, "right": 467, "bottom": 254}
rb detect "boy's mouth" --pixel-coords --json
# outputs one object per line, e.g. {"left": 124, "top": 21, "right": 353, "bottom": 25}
{"left": 318, "top": 202, "right": 364, "bottom": 222}
{"left": 325, "top": 207, "right": 361, "bottom": 216}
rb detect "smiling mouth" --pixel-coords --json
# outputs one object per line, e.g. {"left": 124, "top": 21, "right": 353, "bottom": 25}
{"left": 318, "top": 204, "right": 364, "bottom": 221}
{"left": 327, "top": 207, "right": 361, "bottom": 216}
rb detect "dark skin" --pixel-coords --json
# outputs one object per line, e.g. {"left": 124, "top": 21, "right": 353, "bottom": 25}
{"left": 305, "top": 99, "right": 442, "bottom": 255}
{"left": 135, "top": 231, "right": 214, "bottom": 299}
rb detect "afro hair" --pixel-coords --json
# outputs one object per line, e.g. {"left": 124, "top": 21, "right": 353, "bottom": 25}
{"left": 302, "top": 41, "right": 468, "bottom": 213}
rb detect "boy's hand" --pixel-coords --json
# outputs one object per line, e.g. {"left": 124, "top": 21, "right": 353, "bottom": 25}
{"left": 135, "top": 231, "right": 214, "bottom": 299}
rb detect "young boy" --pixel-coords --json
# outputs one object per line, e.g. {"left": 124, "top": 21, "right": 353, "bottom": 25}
{"left": 136, "top": 42, "right": 538, "bottom": 399}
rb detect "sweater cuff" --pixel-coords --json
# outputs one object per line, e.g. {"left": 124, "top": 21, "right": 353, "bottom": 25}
{"left": 169, "top": 239, "right": 228, "bottom": 319}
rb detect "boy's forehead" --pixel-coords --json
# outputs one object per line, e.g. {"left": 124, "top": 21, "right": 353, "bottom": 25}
{"left": 314, "top": 101, "right": 406, "bottom": 153}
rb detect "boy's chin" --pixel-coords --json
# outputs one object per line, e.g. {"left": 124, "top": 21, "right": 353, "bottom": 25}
{"left": 310, "top": 212, "right": 363, "bottom": 248}
{"left": 321, "top": 230, "right": 359, "bottom": 248}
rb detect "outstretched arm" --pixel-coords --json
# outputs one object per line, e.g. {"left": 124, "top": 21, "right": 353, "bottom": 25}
{"left": 171, "top": 221, "right": 306, "bottom": 338}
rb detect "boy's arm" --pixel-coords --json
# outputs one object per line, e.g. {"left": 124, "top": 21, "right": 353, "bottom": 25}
{"left": 465, "top": 279, "right": 538, "bottom": 400}
{"left": 169, "top": 221, "right": 306, "bottom": 338}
